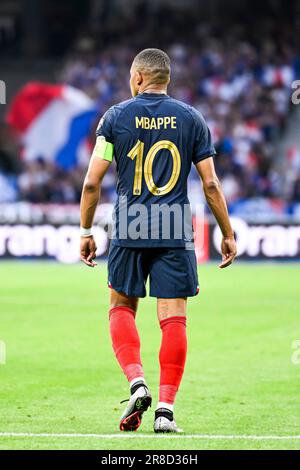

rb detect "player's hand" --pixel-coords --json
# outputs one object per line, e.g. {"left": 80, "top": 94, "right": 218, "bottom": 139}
{"left": 219, "top": 236, "right": 237, "bottom": 269}
{"left": 80, "top": 236, "right": 97, "bottom": 267}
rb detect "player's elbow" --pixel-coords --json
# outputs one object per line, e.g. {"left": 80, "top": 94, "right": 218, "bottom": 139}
{"left": 83, "top": 178, "right": 100, "bottom": 193}
{"left": 203, "top": 177, "right": 221, "bottom": 194}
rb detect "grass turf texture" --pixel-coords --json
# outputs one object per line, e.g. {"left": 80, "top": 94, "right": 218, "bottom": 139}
{"left": 0, "top": 261, "right": 299, "bottom": 450}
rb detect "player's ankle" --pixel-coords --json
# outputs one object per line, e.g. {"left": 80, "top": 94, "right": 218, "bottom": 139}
{"left": 130, "top": 377, "right": 147, "bottom": 395}
{"left": 156, "top": 401, "right": 174, "bottom": 412}
{"left": 155, "top": 407, "right": 174, "bottom": 422}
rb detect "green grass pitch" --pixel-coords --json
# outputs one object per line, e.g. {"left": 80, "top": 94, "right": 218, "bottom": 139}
{"left": 0, "top": 261, "right": 300, "bottom": 450}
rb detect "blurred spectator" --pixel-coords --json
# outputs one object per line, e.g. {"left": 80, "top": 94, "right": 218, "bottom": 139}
{"left": 292, "top": 177, "right": 300, "bottom": 202}
{"left": 0, "top": 122, "right": 20, "bottom": 202}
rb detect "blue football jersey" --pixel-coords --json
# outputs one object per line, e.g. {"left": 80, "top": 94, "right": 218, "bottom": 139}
{"left": 96, "top": 92, "right": 216, "bottom": 248}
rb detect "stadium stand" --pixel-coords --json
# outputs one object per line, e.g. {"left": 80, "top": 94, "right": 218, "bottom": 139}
{"left": 1, "top": 3, "right": 300, "bottom": 216}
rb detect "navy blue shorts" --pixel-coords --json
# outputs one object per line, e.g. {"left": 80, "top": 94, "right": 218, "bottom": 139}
{"left": 108, "top": 245, "right": 199, "bottom": 299}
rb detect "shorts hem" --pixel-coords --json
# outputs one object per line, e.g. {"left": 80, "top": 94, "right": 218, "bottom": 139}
{"left": 149, "top": 289, "right": 199, "bottom": 299}
{"left": 108, "top": 282, "right": 147, "bottom": 299}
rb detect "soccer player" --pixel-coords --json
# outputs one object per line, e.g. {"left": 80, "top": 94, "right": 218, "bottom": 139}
{"left": 80, "top": 49, "right": 237, "bottom": 433}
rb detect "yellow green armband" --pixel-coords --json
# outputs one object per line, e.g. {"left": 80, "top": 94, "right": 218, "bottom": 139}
{"left": 92, "top": 136, "right": 114, "bottom": 162}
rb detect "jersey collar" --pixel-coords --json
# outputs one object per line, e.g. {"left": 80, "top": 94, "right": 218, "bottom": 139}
{"left": 137, "top": 92, "right": 170, "bottom": 99}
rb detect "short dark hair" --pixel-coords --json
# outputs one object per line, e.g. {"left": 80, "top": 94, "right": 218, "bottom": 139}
{"left": 132, "top": 48, "right": 171, "bottom": 84}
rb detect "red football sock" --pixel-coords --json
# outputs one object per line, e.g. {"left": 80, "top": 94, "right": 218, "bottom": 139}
{"left": 159, "top": 316, "right": 187, "bottom": 405}
{"left": 109, "top": 306, "right": 144, "bottom": 382}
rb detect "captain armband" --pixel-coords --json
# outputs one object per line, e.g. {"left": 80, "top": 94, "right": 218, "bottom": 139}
{"left": 92, "top": 136, "right": 114, "bottom": 162}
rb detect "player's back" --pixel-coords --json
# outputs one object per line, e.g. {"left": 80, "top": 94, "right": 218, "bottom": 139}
{"left": 97, "top": 92, "right": 215, "bottom": 247}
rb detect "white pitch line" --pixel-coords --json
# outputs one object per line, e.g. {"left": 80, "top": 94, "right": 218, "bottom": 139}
{"left": 1, "top": 432, "right": 300, "bottom": 440}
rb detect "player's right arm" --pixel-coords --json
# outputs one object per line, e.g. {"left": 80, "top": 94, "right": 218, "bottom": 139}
{"left": 195, "top": 157, "right": 237, "bottom": 269}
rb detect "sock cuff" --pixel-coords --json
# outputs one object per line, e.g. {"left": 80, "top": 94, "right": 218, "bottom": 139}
{"left": 160, "top": 316, "right": 186, "bottom": 329}
{"left": 109, "top": 306, "right": 136, "bottom": 319}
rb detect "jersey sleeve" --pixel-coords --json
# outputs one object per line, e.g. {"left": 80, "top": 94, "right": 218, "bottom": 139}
{"left": 93, "top": 106, "right": 116, "bottom": 162}
{"left": 192, "top": 109, "right": 216, "bottom": 165}
{"left": 96, "top": 106, "right": 116, "bottom": 142}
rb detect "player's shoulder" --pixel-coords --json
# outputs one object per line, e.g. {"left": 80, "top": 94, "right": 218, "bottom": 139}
{"left": 108, "top": 97, "right": 138, "bottom": 118}
{"left": 97, "top": 98, "right": 136, "bottom": 132}
{"left": 167, "top": 97, "right": 204, "bottom": 124}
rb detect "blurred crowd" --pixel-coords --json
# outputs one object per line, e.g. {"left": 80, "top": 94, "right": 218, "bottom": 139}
{"left": 1, "top": 23, "right": 300, "bottom": 212}
{"left": 59, "top": 35, "right": 300, "bottom": 210}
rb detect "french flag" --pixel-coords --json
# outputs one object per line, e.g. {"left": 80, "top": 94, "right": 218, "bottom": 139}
{"left": 7, "top": 82, "right": 97, "bottom": 170}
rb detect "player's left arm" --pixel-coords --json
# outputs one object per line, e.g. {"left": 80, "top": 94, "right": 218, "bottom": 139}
{"left": 80, "top": 156, "right": 111, "bottom": 267}
{"left": 191, "top": 108, "right": 237, "bottom": 269}
{"left": 195, "top": 157, "right": 237, "bottom": 269}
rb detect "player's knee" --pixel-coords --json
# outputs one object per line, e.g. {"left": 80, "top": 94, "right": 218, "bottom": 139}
{"left": 109, "top": 288, "right": 138, "bottom": 312}
{"left": 157, "top": 298, "right": 187, "bottom": 321}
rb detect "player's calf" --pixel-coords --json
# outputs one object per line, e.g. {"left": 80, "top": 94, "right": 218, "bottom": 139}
{"left": 158, "top": 315, "right": 187, "bottom": 402}
{"left": 109, "top": 304, "right": 144, "bottom": 382}
{"left": 109, "top": 302, "right": 151, "bottom": 431}
{"left": 154, "top": 311, "right": 187, "bottom": 433}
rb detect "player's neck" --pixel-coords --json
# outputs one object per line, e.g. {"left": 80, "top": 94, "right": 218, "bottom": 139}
{"left": 139, "top": 84, "right": 167, "bottom": 95}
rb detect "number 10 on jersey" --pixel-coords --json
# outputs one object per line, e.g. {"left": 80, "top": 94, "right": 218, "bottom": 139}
{"left": 127, "top": 139, "right": 181, "bottom": 196}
